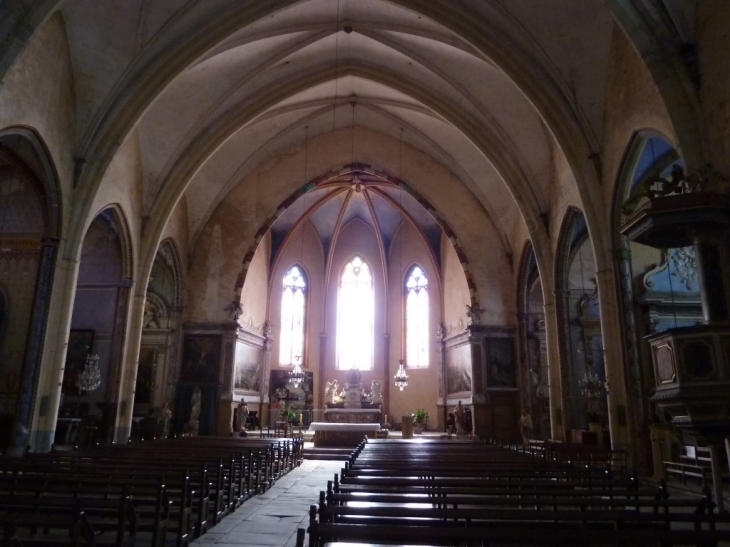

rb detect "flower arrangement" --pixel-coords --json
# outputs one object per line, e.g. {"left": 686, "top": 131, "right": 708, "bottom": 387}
{"left": 412, "top": 408, "right": 429, "bottom": 424}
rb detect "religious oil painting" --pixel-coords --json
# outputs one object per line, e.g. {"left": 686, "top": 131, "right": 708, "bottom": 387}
{"left": 234, "top": 340, "right": 262, "bottom": 394}
{"left": 181, "top": 335, "right": 221, "bottom": 383}
{"left": 62, "top": 329, "right": 95, "bottom": 394}
{"left": 486, "top": 338, "right": 517, "bottom": 388}
{"left": 446, "top": 342, "right": 472, "bottom": 395}
{"left": 269, "top": 370, "right": 314, "bottom": 415}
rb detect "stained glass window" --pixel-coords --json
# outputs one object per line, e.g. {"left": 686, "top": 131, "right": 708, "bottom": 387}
{"left": 337, "top": 256, "right": 374, "bottom": 370}
{"left": 406, "top": 265, "right": 429, "bottom": 368}
{"left": 279, "top": 265, "right": 306, "bottom": 365}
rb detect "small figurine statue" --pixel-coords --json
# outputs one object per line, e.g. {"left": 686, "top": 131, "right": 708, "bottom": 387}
{"left": 187, "top": 386, "right": 202, "bottom": 436}
{"left": 370, "top": 380, "right": 383, "bottom": 404}
{"left": 454, "top": 400, "right": 466, "bottom": 436}
{"left": 325, "top": 379, "right": 340, "bottom": 404}
{"left": 233, "top": 398, "right": 248, "bottom": 434}
{"left": 519, "top": 408, "right": 533, "bottom": 446}
{"left": 157, "top": 401, "right": 172, "bottom": 439}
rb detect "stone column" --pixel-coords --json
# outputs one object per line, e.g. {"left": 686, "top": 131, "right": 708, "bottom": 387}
{"left": 317, "top": 331, "right": 326, "bottom": 417}
{"left": 216, "top": 324, "right": 238, "bottom": 435}
{"left": 103, "top": 278, "right": 133, "bottom": 444}
{"left": 382, "top": 332, "right": 390, "bottom": 419}
{"left": 9, "top": 237, "right": 59, "bottom": 456}
{"left": 595, "top": 268, "right": 631, "bottom": 450}
{"left": 466, "top": 325, "right": 488, "bottom": 439}
{"left": 114, "top": 289, "right": 146, "bottom": 444}
{"left": 542, "top": 302, "right": 565, "bottom": 441}
{"left": 261, "top": 322, "right": 274, "bottom": 427}
{"left": 30, "top": 251, "right": 80, "bottom": 452}
{"left": 436, "top": 324, "right": 446, "bottom": 431}
{"left": 612, "top": 245, "right": 650, "bottom": 471}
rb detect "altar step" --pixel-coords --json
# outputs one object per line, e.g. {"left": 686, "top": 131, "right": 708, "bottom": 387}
{"left": 303, "top": 447, "right": 354, "bottom": 461}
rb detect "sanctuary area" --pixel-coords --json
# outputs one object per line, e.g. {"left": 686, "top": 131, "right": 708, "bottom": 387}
{"left": 3, "top": 0, "right": 730, "bottom": 520}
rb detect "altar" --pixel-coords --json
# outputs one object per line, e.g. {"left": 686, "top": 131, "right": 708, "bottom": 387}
{"left": 308, "top": 422, "right": 381, "bottom": 447}
{"left": 316, "top": 368, "right": 382, "bottom": 445}
{"left": 325, "top": 408, "right": 381, "bottom": 423}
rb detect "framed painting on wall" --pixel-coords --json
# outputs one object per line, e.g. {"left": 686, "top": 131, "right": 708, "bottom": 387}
{"left": 180, "top": 334, "right": 221, "bottom": 384}
{"left": 446, "top": 342, "right": 472, "bottom": 396}
{"left": 62, "top": 329, "right": 95, "bottom": 394}
{"left": 485, "top": 338, "right": 517, "bottom": 388}
{"left": 234, "top": 340, "right": 262, "bottom": 394}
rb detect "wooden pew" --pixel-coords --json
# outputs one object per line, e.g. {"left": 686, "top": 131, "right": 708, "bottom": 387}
{"left": 306, "top": 439, "right": 730, "bottom": 547}
{"left": 2, "top": 436, "right": 300, "bottom": 547}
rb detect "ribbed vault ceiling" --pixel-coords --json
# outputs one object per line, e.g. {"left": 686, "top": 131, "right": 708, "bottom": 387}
{"left": 56, "top": 0, "right": 619, "bottom": 258}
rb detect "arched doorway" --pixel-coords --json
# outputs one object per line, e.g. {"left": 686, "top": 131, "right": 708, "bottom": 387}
{"left": 612, "top": 132, "right": 698, "bottom": 470}
{"left": 0, "top": 128, "right": 61, "bottom": 454}
{"left": 517, "top": 242, "right": 549, "bottom": 440}
{"left": 555, "top": 208, "right": 608, "bottom": 444}
{"left": 132, "top": 239, "right": 184, "bottom": 440}
{"left": 58, "top": 206, "right": 132, "bottom": 446}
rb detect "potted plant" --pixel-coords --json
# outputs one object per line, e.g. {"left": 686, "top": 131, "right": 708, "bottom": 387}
{"left": 412, "top": 408, "right": 429, "bottom": 434}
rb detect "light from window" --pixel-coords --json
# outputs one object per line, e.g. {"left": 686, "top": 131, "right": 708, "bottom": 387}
{"left": 406, "top": 265, "right": 429, "bottom": 368}
{"left": 337, "top": 256, "right": 374, "bottom": 370}
{"left": 279, "top": 266, "right": 306, "bottom": 366}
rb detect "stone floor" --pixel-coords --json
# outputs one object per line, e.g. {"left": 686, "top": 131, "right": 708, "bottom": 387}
{"left": 191, "top": 459, "right": 342, "bottom": 547}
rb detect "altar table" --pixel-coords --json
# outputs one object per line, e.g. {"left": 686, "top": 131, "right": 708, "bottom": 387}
{"left": 308, "top": 421, "right": 381, "bottom": 447}
{"left": 324, "top": 408, "right": 381, "bottom": 423}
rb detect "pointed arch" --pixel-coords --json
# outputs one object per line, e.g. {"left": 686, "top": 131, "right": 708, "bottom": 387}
{"left": 85, "top": 204, "right": 134, "bottom": 282}
{"left": 156, "top": 238, "right": 185, "bottom": 310}
{"left": 234, "top": 163, "right": 474, "bottom": 309}
{"left": 0, "top": 126, "right": 63, "bottom": 454}
{"left": 554, "top": 207, "right": 588, "bottom": 434}
{"left": 0, "top": 126, "right": 62, "bottom": 238}
{"left": 517, "top": 240, "right": 550, "bottom": 439}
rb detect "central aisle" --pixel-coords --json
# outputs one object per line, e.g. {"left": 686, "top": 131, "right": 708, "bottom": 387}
{"left": 190, "top": 460, "right": 343, "bottom": 547}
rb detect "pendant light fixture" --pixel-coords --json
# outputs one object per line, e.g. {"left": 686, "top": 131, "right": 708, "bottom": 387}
{"left": 289, "top": 125, "right": 309, "bottom": 389}
{"left": 290, "top": 355, "right": 306, "bottom": 389}
{"left": 393, "top": 127, "right": 409, "bottom": 391}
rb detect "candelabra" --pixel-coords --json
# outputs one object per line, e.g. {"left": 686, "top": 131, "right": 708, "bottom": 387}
{"left": 393, "top": 359, "right": 409, "bottom": 391}
{"left": 77, "top": 353, "right": 101, "bottom": 392}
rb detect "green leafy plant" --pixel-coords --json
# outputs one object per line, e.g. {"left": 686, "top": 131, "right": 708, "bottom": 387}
{"left": 282, "top": 408, "right": 298, "bottom": 422}
{"left": 412, "top": 408, "right": 429, "bottom": 424}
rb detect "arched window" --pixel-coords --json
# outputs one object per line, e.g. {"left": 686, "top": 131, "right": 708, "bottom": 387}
{"left": 337, "top": 256, "right": 374, "bottom": 370}
{"left": 279, "top": 265, "right": 307, "bottom": 366}
{"left": 405, "top": 265, "right": 429, "bottom": 368}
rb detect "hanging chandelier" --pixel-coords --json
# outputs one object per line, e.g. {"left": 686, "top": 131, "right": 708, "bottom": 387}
{"left": 394, "top": 359, "right": 409, "bottom": 391}
{"left": 77, "top": 353, "right": 101, "bottom": 392}
{"left": 289, "top": 355, "right": 306, "bottom": 388}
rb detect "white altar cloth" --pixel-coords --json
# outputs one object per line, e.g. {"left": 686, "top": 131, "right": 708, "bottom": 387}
{"left": 324, "top": 408, "right": 378, "bottom": 414}
{"left": 308, "top": 422, "right": 381, "bottom": 432}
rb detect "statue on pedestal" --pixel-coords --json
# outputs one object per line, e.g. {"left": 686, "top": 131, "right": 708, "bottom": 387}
{"left": 187, "top": 386, "right": 202, "bottom": 436}
{"left": 344, "top": 367, "right": 363, "bottom": 408}
{"left": 325, "top": 379, "right": 340, "bottom": 405}
{"left": 370, "top": 380, "right": 382, "bottom": 404}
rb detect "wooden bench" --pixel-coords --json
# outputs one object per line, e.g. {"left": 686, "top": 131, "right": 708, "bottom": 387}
{"left": 0, "top": 484, "right": 140, "bottom": 547}
{"left": 2, "top": 436, "right": 301, "bottom": 546}
{"left": 664, "top": 444, "right": 714, "bottom": 486}
{"left": 305, "top": 439, "right": 730, "bottom": 547}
